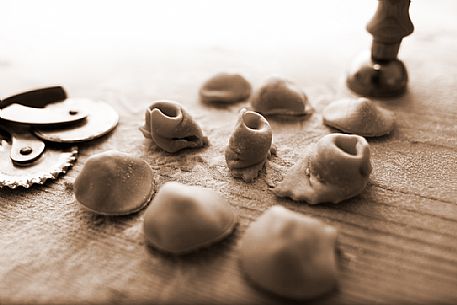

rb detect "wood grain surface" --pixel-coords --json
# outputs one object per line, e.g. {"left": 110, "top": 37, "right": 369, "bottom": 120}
{"left": 1, "top": 1, "right": 456, "bottom": 304}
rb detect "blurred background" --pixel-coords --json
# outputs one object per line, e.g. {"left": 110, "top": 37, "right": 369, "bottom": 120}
{"left": 2, "top": 0, "right": 456, "bottom": 99}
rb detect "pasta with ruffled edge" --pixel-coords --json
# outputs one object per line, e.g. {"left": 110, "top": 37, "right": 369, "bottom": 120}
{"left": 273, "top": 133, "right": 372, "bottom": 204}
{"left": 140, "top": 100, "right": 208, "bottom": 153}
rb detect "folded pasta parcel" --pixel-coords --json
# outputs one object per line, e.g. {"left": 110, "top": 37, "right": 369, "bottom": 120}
{"left": 273, "top": 133, "right": 372, "bottom": 204}
{"left": 225, "top": 108, "right": 275, "bottom": 182}
{"left": 251, "top": 78, "right": 312, "bottom": 116}
{"left": 143, "top": 182, "right": 238, "bottom": 254}
{"left": 239, "top": 205, "right": 338, "bottom": 300}
{"left": 199, "top": 73, "right": 251, "bottom": 104}
{"left": 323, "top": 97, "right": 395, "bottom": 137}
{"left": 74, "top": 150, "right": 155, "bottom": 215}
{"left": 140, "top": 100, "right": 208, "bottom": 153}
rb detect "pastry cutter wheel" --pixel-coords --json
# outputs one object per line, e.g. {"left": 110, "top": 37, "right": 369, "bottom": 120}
{"left": 0, "top": 86, "right": 119, "bottom": 188}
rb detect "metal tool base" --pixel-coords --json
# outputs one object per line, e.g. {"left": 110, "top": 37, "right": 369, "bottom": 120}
{"left": 346, "top": 53, "right": 408, "bottom": 98}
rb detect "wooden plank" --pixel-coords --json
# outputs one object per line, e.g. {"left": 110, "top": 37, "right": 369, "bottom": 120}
{"left": 1, "top": 1, "right": 457, "bottom": 304}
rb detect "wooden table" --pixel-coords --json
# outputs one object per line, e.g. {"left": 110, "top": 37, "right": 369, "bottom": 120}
{"left": 1, "top": 1, "right": 456, "bottom": 304}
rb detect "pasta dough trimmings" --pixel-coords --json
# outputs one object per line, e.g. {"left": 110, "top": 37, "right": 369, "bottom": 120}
{"left": 323, "top": 97, "right": 395, "bottom": 137}
{"left": 251, "top": 78, "right": 312, "bottom": 116}
{"left": 239, "top": 205, "right": 338, "bottom": 300}
{"left": 199, "top": 73, "right": 251, "bottom": 103}
{"left": 273, "top": 133, "right": 371, "bottom": 204}
{"left": 143, "top": 182, "right": 238, "bottom": 255}
{"left": 225, "top": 108, "right": 274, "bottom": 182}
{"left": 74, "top": 150, "right": 155, "bottom": 215}
{"left": 140, "top": 100, "right": 208, "bottom": 153}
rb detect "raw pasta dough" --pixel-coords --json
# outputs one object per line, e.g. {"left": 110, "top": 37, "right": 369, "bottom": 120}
{"left": 143, "top": 182, "right": 238, "bottom": 255}
{"left": 239, "top": 205, "right": 338, "bottom": 300}
{"left": 199, "top": 73, "right": 251, "bottom": 103}
{"left": 251, "top": 78, "right": 312, "bottom": 116}
{"left": 323, "top": 97, "right": 395, "bottom": 137}
{"left": 225, "top": 108, "right": 275, "bottom": 182}
{"left": 273, "top": 133, "right": 372, "bottom": 204}
{"left": 74, "top": 150, "right": 155, "bottom": 215}
{"left": 140, "top": 100, "right": 208, "bottom": 153}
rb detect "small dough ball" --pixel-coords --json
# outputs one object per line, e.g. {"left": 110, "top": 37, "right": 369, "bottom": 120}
{"left": 143, "top": 182, "right": 238, "bottom": 254}
{"left": 199, "top": 73, "right": 251, "bottom": 103}
{"left": 239, "top": 205, "right": 338, "bottom": 300}
{"left": 74, "top": 150, "right": 154, "bottom": 215}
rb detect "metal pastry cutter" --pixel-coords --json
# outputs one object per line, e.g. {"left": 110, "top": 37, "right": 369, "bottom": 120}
{"left": 0, "top": 86, "right": 119, "bottom": 188}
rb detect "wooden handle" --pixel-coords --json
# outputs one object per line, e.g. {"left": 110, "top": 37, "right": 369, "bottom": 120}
{"left": 367, "top": 0, "right": 414, "bottom": 60}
